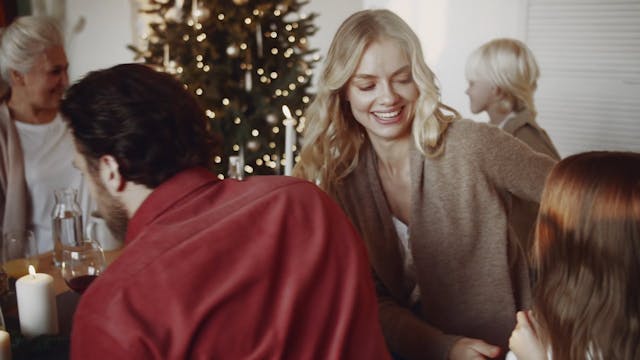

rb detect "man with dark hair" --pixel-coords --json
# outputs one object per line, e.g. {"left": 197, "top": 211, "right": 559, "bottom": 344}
{"left": 62, "top": 64, "right": 390, "bottom": 359}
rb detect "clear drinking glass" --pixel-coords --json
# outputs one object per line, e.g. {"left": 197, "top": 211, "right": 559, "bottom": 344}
{"left": 51, "top": 188, "right": 83, "bottom": 267}
{"left": 60, "top": 241, "right": 105, "bottom": 294}
{"left": 2, "top": 230, "right": 38, "bottom": 283}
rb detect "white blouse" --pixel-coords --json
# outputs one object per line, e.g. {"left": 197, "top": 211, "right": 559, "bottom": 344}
{"left": 15, "top": 115, "right": 93, "bottom": 253}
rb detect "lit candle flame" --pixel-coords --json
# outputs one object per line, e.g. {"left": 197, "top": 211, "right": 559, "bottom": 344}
{"left": 28, "top": 265, "right": 36, "bottom": 277}
{"left": 282, "top": 105, "right": 292, "bottom": 119}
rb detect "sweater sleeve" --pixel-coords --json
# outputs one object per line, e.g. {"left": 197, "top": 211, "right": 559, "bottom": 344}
{"left": 375, "top": 272, "right": 461, "bottom": 360}
{"left": 471, "top": 122, "right": 556, "bottom": 203}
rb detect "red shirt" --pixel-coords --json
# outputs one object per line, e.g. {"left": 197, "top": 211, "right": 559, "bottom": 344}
{"left": 71, "top": 168, "right": 390, "bottom": 359}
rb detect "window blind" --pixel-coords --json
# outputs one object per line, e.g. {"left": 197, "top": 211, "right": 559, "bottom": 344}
{"left": 527, "top": 0, "right": 640, "bottom": 156}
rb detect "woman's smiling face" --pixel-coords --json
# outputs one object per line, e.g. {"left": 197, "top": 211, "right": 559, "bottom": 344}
{"left": 345, "top": 38, "right": 419, "bottom": 145}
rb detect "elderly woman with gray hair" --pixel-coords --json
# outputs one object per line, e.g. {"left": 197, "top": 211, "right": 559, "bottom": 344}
{"left": 0, "top": 16, "right": 91, "bottom": 254}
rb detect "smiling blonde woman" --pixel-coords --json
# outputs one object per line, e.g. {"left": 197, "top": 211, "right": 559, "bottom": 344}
{"left": 295, "top": 9, "right": 557, "bottom": 360}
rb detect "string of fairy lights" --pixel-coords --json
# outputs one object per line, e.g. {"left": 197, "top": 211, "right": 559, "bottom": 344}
{"left": 134, "top": 0, "right": 319, "bottom": 178}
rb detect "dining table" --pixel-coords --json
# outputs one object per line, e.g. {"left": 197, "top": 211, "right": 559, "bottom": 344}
{"left": 2, "top": 248, "right": 122, "bottom": 359}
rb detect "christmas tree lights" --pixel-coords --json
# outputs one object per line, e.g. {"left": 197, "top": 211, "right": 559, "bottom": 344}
{"left": 130, "top": 0, "right": 319, "bottom": 177}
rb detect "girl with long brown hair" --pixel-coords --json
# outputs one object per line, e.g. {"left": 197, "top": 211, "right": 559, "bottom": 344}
{"left": 508, "top": 151, "right": 640, "bottom": 360}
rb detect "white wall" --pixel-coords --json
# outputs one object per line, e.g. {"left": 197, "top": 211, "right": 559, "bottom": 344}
{"left": 304, "top": 0, "right": 364, "bottom": 71}
{"left": 65, "top": 0, "right": 137, "bottom": 82}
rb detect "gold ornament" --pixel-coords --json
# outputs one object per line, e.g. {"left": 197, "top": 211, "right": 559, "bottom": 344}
{"left": 247, "top": 140, "right": 260, "bottom": 151}
{"left": 266, "top": 113, "right": 278, "bottom": 124}
{"left": 233, "top": 0, "right": 249, "bottom": 5}
{"left": 226, "top": 44, "right": 240, "bottom": 57}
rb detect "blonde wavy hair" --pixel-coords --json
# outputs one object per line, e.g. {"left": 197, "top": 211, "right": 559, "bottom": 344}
{"left": 465, "top": 38, "right": 539, "bottom": 114}
{"left": 293, "top": 9, "right": 458, "bottom": 191}
{"left": 533, "top": 151, "right": 640, "bottom": 360}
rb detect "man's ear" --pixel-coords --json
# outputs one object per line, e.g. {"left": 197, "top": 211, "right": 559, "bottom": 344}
{"left": 98, "top": 155, "right": 125, "bottom": 195}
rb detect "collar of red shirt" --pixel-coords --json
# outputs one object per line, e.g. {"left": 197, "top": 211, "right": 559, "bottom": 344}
{"left": 125, "top": 167, "right": 219, "bottom": 244}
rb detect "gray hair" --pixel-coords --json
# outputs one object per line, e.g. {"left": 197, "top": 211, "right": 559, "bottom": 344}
{"left": 0, "top": 16, "right": 64, "bottom": 84}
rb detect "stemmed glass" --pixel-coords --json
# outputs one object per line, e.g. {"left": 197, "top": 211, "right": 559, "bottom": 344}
{"left": 60, "top": 240, "right": 105, "bottom": 294}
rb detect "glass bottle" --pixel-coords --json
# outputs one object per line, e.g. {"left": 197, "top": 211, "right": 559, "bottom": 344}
{"left": 51, "top": 188, "right": 83, "bottom": 267}
{"left": 228, "top": 156, "right": 244, "bottom": 180}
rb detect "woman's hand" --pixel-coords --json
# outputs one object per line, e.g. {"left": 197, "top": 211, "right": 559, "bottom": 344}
{"left": 449, "top": 337, "right": 501, "bottom": 360}
{"left": 508, "top": 311, "right": 547, "bottom": 360}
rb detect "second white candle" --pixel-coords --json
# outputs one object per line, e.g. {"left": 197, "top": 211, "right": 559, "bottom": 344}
{"left": 282, "top": 105, "right": 296, "bottom": 176}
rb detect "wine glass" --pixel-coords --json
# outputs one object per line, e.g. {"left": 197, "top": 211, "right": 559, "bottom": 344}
{"left": 60, "top": 241, "right": 105, "bottom": 294}
{"left": 2, "top": 230, "right": 38, "bottom": 286}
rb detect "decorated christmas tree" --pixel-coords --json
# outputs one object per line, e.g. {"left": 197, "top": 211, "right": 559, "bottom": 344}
{"left": 130, "top": 0, "right": 319, "bottom": 177}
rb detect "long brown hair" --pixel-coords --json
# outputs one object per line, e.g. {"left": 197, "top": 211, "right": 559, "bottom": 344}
{"left": 534, "top": 151, "right": 640, "bottom": 359}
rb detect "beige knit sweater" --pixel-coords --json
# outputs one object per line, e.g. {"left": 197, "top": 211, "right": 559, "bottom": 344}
{"left": 334, "top": 119, "right": 556, "bottom": 360}
{"left": 0, "top": 102, "right": 30, "bottom": 235}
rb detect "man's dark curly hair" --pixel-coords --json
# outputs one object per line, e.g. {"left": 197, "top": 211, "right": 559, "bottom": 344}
{"left": 61, "top": 63, "right": 216, "bottom": 188}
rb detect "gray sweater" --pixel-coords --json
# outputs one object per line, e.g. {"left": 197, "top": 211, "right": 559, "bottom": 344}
{"left": 334, "top": 119, "right": 556, "bottom": 360}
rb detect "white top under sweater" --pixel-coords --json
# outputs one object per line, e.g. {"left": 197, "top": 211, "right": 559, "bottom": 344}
{"left": 392, "top": 216, "right": 421, "bottom": 306}
{"left": 15, "top": 115, "right": 93, "bottom": 253}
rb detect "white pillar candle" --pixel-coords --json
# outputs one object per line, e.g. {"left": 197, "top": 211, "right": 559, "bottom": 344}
{"left": 15, "top": 266, "right": 58, "bottom": 338}
{"left": 0, "top": 330, "right": 10, "bottom": 360}
{"left": 282, "top": 105, "right": 296, "bottom": 176}
{"left": 244, "top": 70, "right": 252, "bottom": 92}
{"left": 191, "top": 0, "right": 199, "bottom": 21}
{"left": 238, "top": 146, "right": 245, "bottom": 180}
{"left": 256, "top": 22, "right": 263, "bottom": 58}
{"left": 163, "top": 44, "right": 170, "bottom": 68}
